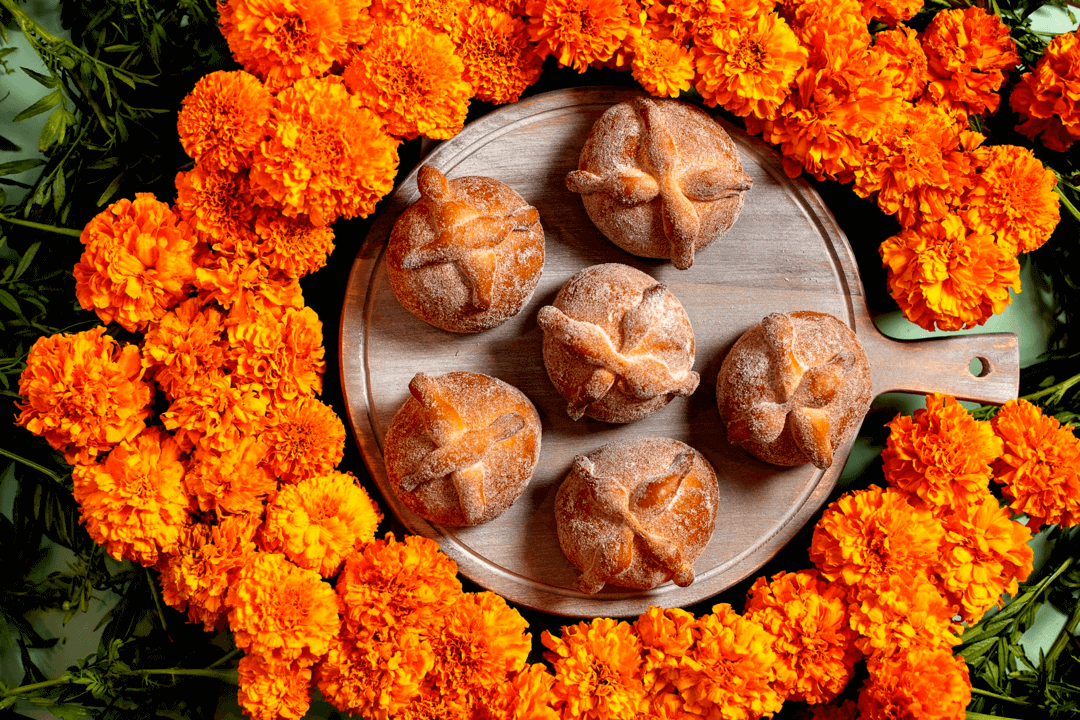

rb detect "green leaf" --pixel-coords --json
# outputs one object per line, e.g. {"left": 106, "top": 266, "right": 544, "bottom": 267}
{"left": 21, "top": 66, "right": 59, "bottom": 88}
{"left": 48, "top": 705, "right": 92, "bottom": 720}
{"left": 38, "top": 106, "right": 69, "bottom": 152}
{"left": 52, "top": 170, "right": 65, "bottom": 213}
{"left": 103, "top": 44, "right": 139, "bottom": 53}
{"left": 961, "top": 637, "right": 999, "bottom": 661}
{"left": 96, "top": 173, "right": 124, "bottom": 206}
{"left": 0, "top": 159, "right": 45, "bottom": 177}
{"left": 13, "top": 91, "right": 62, "bottom": 123}
{"left": 58, "top": 55, "right": 76, "bottom": 71}
{"left": 0, "top": 288, "right": 22, "bottom": 316}
{"left": 0, "top": 134, "right": 20, "bottom": 152}
{"left": 113, "top": 70, "right": 136, "bottom": 90}
{"left": 12, "top": 241, "right": 41, "bottom": 282}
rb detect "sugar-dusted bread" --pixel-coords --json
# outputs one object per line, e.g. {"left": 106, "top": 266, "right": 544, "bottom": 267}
{"left": 384, "top": 371, "right": 541, "bottom": 526}
{"left": 716, "top": 311, "right": 873, "bottom": 469}
{"left": 555, "top": 437, "right": 719, "bottom": 594}
{"left": 387, "top": 165, "right": 545, "bottom": 333}
{"left": 537, "top": 263, "right": 699, "bottom": 424}
{"left": 566, "top": 96, "right": 752, "bottom": 270}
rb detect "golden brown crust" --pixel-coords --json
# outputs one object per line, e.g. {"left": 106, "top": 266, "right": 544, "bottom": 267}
{"left": 538, "top": 263, "right": 699, "bottom": 424}
{"left": 387, "top": 166, "right": 545, "bottom": 333}
{"left": 716, "top": 311, "right": 873, "bottom": 469}
{"left": 567, "top": 97, "right": 752, "bottom": 270}
{"left": 384, "top": 371, "right": 542, "bottom": 526}
{"left": 554, "top": 437, "right": 719, "bottom": 593}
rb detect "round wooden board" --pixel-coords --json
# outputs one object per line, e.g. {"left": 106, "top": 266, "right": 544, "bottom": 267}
{"left": 340, "top": 87, "right": 1019, "bottom": 618}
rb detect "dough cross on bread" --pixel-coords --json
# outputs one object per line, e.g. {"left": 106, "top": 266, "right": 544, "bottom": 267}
{"left": 401, "top": 165, "right": 540, "bottom": 309}
{"left": 573, "top": 451, "right": 697, "bottom": 594}
{"left": 537, "top": 283, "right": 700, "bottom": 420}
{"left": 400, "top": 372, "right": 525, "bottom": 524}
{"left": 726, "top": 313, "right": 857, "bottom": 469}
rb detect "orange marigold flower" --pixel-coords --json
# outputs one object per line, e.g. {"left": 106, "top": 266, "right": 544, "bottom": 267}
{"left": 237, "top": 654, "right": 312, "bottom": 720}
{"left": 251, "top": 210, "right": 335, "bottom": 279}
{"left": 633, "top": 606, "right": 696, "bottom": 695}
{"left": 676, "top": 604, "right": 783, "bottom": 720}
{"left": 141, "top": 298, "right": 227, "bottom": 401}
{"left": 344, "top": 25, "right": 470, "bottom": 141}
{"left": 992, "top": 398, "right": 1080, "bottom": 531}
{"left": 628, "top": 31, "right": 695, "bottom": 99}
{"left": 879, "top": 214, "right": 1021, "bottom": 332}
{"left": 72, "top": 427, "right": 189, "bottom": 566}
{"left": 858, "top": 647, "right": 971, "bottom": 720}
{"left": 250, "top": 76, "right": 399, "bottom": 225}
{"left": 920, "top": 7, "right": 1019, "bottom": 117}
{"left": 228, "top": 552, "right": 342, "bottom": 665}
{"left": 184, "top": 436, "right": 277, "bottom": 516}
{"left": 74, "top": 193, "right": 197, "bottom": 333}
{"left": 226, "top": 306, "right": 325, "bottom": 405}
{"left": 217, "top": 0, "right": 364, "bottom": 91}
{"left": 1011, "top": 29, "right": 1080, "bottom": 152}
{"left": 480, "top": 663, "right": 560, "bottom": 720}
{"left": 859, "top": 0, "right": 921, "bottom": 26}
{"left": 315, "top": 629, "right": 434, "bottom": 719}
{"left": 744, "top": 570, "right": 860, "bottom": 705}
{"left": 157, "top": 514, "right": 260, "bottom": 630}
{"left": 848, "top": 575, "right": 962, "bottom": 656}
{"left": 456, "top": 4, "right": 543, "bottom": 105}
{"left": 525, "top": 0, "right": 631, "bottom": 73}
{"left": 260, "top": 396, "right": 345, "bottom": 484}
{"left": 783, "top": 0, "right": 871, "bottom": 72}
{"left": 195, "top": 256, "right": 304, "bottom": 324}
{"left": 648, "top": 0, "right": 725, "bottom": 45}
{"left": 810, "top": 485, "right": 945, "bottom": 591}
{"left": 369, "top": 0, "right": 467, "bottom": 36}
{"left": 936, "top": 489, "right": 1033, "bottom": 625}
{"left": 337, "top": 533, "right": 462, "bottom": 639}
{"left": 176, "top": 70, "right": 271, "bottom": 171}
{"left": 262, "top": 472, "right": 381, "bottom": 577}
{"left": 542, "top": 617, "right": 646, "bottom": 720}
{"left": 694, "top": 12, "right": 807, "bottom": 119}
{"left": 16, "top": 327, "right": 152, "bottom": 466}
{"left": 869, "top": 24, "right": 928, "bottom": 102}
{"left": 798, "top": 699, "right": 858, "bottom": 720}
{"left": 961, "top": 144, "right": 1060, "bottom": 255}
{"left": 174, "top": 164, "right": 257, "bottom": 256}
{"left": 161, "top": 373, "right": 268, "bottom": 453}
{"left": 881, "top": 393, "right": 1002, "bottom": 510}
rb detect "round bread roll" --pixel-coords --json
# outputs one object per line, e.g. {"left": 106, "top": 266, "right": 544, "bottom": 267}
{"left": 566, "top": 96, "right": 752, "bottom": 270}
{"left": 537, "top": 263, "right": 699, "bottom": 424}
{"left": 555, "top": 438, "right": 719, "bottom": 594}
{"left": 716, "top": 311, "right": 873, "bottom": 469}
{"left": 387, "top": 165, "right": 545, "bottom": 333}
{"left": 384, "top": 371, "right": 542, "bottom": 526}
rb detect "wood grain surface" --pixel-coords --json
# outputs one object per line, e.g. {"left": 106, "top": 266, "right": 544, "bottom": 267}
{"left": 339, "top": 87, "right": 1019, "bottom": 617}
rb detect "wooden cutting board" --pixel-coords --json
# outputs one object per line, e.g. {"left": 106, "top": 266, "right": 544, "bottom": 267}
{"left": 340, "top": 87, "right": 1019, "bottom": 618}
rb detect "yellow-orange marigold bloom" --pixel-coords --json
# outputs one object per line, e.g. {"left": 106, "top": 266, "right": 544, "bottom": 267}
{"left": 174, "top": 164, "right": 257, "bottom": 255}
{"left": 455, "top": 4, "right": 542, "bottom": 105}
{"left": 226, "top": 305, "right": 325, "bottom": 405}
{"left": 184, "top": 436, "right": 276, "bottom": 516}
{"left": 1011, "top": 29, "right": 1080, "bottom": 152}
{"left": 71, "top": 427, "right": 189, "bottom": 566}
{"left": 251, "top": 210, "right": 335, "bottom": 280}
{"left": 228, "top": 551, "right": 342, "bottom": 665}
{"left": 992, "top": 398, "right": 1080, "bottom": 531}
{"left": 369, "top": 0, "right": 466, "bottom": 36}
{"left": 628, "top": 31, "right": 695, "bottom": 99}
{"left": 217, "top": 0, "right": 364, "bottom": 91}
{"left": 237, "top": 654, "right": 312, "bottom": 720}
{"left": 882, "top": 393, "right": 1002, "bottom": 510}
{"left": 647, "top": 0, "right": 724, "bottom": 45}
{"left": 315, "top": 629, "right": 434, "bottom": 719}
{"left": 337, "top": 533, "right": 462, "bottom": 639}
{"left": 157, "top": 514, "right": 260, "bottom": 630}
{"left": 74, "top": 193, "right": 197, "bottom": 333}
{"left": 542, "top": 617, "right": 646, "bottom": 720}
{"left": 694, "top": 12, "right": 807, "bottom": 119}
{"left": 783, "top": 0, "right": 871, "bottom": 72}
{"left": 744, "top": 570, "right": 860, "bottom": 705}
{"left": 869, "top": 24, "right": 928, "bottom": 102}
{"left": 16, "top": 327, "right": 153, "bottom": 466}
{"left": 677, "top": 604, "right": 783, "bottom": 720}
{"left": 250, "top": 76, "right": 399, "bottom": 225}
{"left": 920, "top": 6, "right": 1019, "bottom": 117}
{"left": 262, "top": 472, "right": 381, "bottom": 577}
{"left": 859, "top": 0, "right": 922, "bottom": 26}
{"left": 961, "top": 144, "right": 1060, "bottom": 255}
{"left": 525, "top": 0, "right": 631, "bottom": 73}
{"left": 195, "top": 257, "right": 305, "bottom": 324}
{"left": 633, "top": 606, "right": 696, "bottom": 695}
{"left": 936, "top": 489, "right": 1033, "bottom": 625}
{"left": 260, "top": 396, "right": 345, "bottom": 484}
{"left": 480, "top": 663, "right": 559, "bottom": 720}
{"left": 879, "top": 214, "right": 1021, "bottom": 332}
{"left": 161, "top": 373, "right": 268, "bottom": 453}
{"left": 848, "top": 575, "right": 962, "bottom": 656}
{"left": 141, "top": 298, "right": 228, "bottom": 401}
{"left": 858, "top": 647, "right": 971, "bottom": 720}
{"left": 176, "top": 70, "right": 272, "bottom": 171}
{"left": 810, "top": 485, "right": 945, "bottom": 591}
{"left": 344, "top": 25, "right": 471, "bottom": 141}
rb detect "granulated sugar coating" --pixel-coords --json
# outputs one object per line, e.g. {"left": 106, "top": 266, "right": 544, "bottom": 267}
{"left": 716, "top": 311, "right": 873, "bottom": 468}
{"left": 554, "top": 437, "right": 719, "bottom": 593}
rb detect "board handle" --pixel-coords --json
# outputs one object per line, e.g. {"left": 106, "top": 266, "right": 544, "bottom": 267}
{"left": 857, "top": 320, "right": 1019, "bottom": 405}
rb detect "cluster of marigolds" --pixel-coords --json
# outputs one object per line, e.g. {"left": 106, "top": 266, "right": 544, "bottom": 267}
{"left": 12, "top": 0, "right": 1080, "bottom": 719}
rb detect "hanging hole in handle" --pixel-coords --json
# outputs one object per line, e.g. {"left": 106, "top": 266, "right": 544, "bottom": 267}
{"left": 969, "top": 356, "right": 992, "bottom": 378}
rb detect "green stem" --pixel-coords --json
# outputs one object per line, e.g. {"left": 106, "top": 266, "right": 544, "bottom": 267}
{"left": 966, "top": 712, "right": 1028, "bottom": 720}
{"left": 970, "top": 688, "right": 1033, "bottom": 706}
{"left": 1020, "top": 371, "right": 1080, "bottom": 406}
{"left": 144, "top": 567, "right": 169, "bottom": 636}
{"left": 0, "top": 447, "right": 65, "bottom": 483}
{"left": 124, "top": 668, "right": 238, "bottom": 684}
{"left": 1044, "top": 587, "right": 1080, "bottom": 664}
{"left": 0, "top": 214, "right": 82, "bottom": 237}
{"left": 1055, "top": 184, "right": 1080, "bottom": 224}
{"left": 0, "top": 0, "right": 63, "bottom": 46}
{"left": 1, "top": 674, "right": 72, "bottom": 696}
{"left": 207, "top": 649, "right": 240, "bottom": 670}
